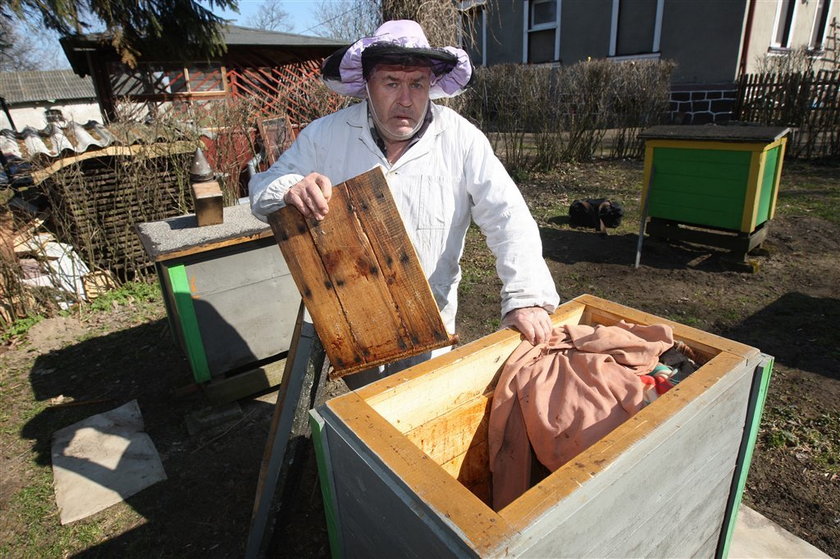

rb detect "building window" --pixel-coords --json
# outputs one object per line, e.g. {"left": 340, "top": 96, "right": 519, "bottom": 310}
{"left": 609, "top": 0, "right": 664, "bottom": 59}
{"left": 530, "top": 0, "right": 556, "bottom": 28}
{"left": 523, "top": 0, "right": 560, "bottom": 64}
{"left": 45, "top": 109, "right": 65, "bottom": 123}
{"left": 809, "top": 0, "right": 833, "bottom": 50}
{"left": 459, "top": 0, "right": 487, "bottom": 67}
{"left": 110, "top": 62, "right": 226, "bottom": 98}
{"left": 772, "top": 0, "right": 797, "bottom": 48}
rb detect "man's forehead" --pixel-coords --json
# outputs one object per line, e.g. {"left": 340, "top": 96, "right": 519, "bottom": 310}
{"left": 371, "top": 65, "right": 432, "bottom": 79}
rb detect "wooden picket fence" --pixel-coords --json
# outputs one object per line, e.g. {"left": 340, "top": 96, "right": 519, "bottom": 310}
{"left": 734, "top": 70, "right": 840, "bottom": 159}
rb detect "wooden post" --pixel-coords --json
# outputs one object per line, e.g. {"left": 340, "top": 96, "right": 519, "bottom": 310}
{"left": 245, "top": 302, "right": 329, "bottom": 558}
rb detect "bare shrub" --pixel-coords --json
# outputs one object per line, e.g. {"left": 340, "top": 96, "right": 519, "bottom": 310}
{"left": 464, "top": 58, "right": 673, "bottom": 170}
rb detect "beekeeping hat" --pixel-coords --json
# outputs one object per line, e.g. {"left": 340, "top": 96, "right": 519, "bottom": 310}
{"left": 321, "top": 19, "right": 473, "bottom": 99}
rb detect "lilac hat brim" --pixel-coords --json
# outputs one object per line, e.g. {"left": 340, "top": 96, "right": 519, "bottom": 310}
{"left": 321, "top": 20, "right": 474, "bottom": 100}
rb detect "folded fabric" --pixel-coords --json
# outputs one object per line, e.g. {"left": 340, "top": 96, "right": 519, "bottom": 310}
{"left": 488, "top": 321, "right": 674, "bottom": 510}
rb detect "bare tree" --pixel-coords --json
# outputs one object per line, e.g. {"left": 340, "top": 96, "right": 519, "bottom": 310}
{"left": 312, "top": 0, "right": 467, "bottom": 50}
{"left": 0, "top": 17, "right": 39, "bottom": 70}
{"left": 0, "top": 0, "right": 239, "bottom": 67}
{"left": 379, "top": 0, "right": 460, "bottom": 47}
{"left": 0, "top": 16, "right": 66, "bottom": 71}
{"left": 246, "top": 0, "right": 293, "bottom": 32}
{"left": 312, "top": 0, "right": 379, "bottom": 41}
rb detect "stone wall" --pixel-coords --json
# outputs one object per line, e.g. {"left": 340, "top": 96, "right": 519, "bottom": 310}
{"left": 669, "top": 83, "right": 738, "bottom": 124}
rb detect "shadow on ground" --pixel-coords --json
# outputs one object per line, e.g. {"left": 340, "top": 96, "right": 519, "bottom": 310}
{"left": 540, "top": 224, "right": 750, "bottom": 273}
{"left": 19, "top": 319, "right": 287, "bottom": 558}
{"left": 724, "top": 292, "right": 840, "bottom": 381}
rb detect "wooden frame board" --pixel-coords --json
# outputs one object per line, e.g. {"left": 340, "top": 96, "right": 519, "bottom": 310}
{"left": 256, "top": 114, "right": 293, "bottom": 167}
{"left": 267, "top": 167, "right": 455, "bottom": 378}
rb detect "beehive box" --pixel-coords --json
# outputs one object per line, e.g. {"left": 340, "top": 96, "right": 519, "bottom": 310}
{"left": 310, "top": 294, "right": 772, "bottom": 558}
{"left": 639, "top": 125, "right": 789, "bottom": 236}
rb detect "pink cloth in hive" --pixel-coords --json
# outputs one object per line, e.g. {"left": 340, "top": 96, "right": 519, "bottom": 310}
{"left": 488, "top": 320, "right": 674, "bottom": 510}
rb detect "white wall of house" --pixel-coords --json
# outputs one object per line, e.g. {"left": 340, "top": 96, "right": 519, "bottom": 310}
{"left": 744, "top": 0, "right": 838, "bottom": 74}
{"left": 0, "top": 101, "right": 104, "bottom": 131}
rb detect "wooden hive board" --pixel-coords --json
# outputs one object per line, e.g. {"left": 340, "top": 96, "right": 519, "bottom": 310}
{"left": 267, "top": 167, "right": 455, "bottom": 378}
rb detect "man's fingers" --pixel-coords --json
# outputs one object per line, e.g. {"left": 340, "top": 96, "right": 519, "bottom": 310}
{"left": 502, "top": 306, "right": 553, "bottom": 346}
{"left": 313, "top": 174, "right": 333, "bottom": 202}
{"left": 284, "top": 173, "right": 332, "bottom": 220}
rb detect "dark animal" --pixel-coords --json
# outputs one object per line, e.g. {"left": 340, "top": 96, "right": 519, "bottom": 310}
{"left": 568, "top": 198, "right": 624, "bottom": 233}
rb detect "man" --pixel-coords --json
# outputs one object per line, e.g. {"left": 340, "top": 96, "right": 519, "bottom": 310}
{"left": 250, "top": 20, "right": 559, "bottom": 386}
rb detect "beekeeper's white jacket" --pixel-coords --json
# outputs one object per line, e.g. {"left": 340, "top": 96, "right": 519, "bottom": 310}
{"left": 250, "top": 101, "right": 559, "bottom": 332}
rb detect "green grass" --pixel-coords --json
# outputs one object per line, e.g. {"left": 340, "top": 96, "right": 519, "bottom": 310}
{"left": 1, "top": 315, "right": 45, "bottom": 343}
{"left": 1, "top": 280, "right": 164, "bottom": 342}
{"left": 776, "top": 162, "right": 840, "bottom": 225}
{"left": 85, "top": 280, "right": 161, "bottom": 314}
{"left": 3, "top": 466, "right": 105, "bottom": 558}
{"left": 761, "top": 405, "right": 840, "bottom": 474}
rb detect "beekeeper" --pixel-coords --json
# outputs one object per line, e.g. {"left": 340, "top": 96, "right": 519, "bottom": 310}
{"left": 250, "top": 19, "right": 559, "bottom": 385}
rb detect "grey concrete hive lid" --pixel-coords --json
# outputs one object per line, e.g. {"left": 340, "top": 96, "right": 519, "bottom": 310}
{"left": 639, "top": 124, "right": 791, "bottom": 142}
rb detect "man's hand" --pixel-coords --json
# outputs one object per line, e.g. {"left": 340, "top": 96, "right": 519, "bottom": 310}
{"left": 501, "top": 306, "right": 553, "bottom": 346}
{"left": 283, "top": 172, "right": 333, "bottom": 220}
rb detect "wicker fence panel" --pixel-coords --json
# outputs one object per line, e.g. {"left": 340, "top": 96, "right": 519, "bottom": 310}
{"left": 38, "top": 145, "right": 195, "bottom": 278}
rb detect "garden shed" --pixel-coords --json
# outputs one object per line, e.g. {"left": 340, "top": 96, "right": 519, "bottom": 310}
{"left": 59, "top": 25, "right": 347, "bottom": 127}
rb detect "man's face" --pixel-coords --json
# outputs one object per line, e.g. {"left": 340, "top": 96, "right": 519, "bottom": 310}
{"left": 366, "top": 64, "right": 432, "bottom": 141}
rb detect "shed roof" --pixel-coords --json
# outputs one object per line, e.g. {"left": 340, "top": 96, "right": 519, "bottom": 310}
{"left": 0, "top": 70, "right": 96, "bottom": 105}
{"left": 222, "top": 25, "right": 346, "bottom": 47}
{"left": 60, "top": 25, "right": 346, "bottom": 75}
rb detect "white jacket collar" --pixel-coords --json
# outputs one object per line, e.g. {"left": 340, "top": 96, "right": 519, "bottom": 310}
{"left": 346, "top": 101, "right": 448, "bottom": 169}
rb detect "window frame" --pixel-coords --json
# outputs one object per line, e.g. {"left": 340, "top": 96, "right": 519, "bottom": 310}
{"left": 110, "top": 61, "right": 228, "bottom": 100}
{"left": 808, "top": 0, "right": 833, "bottom": 50}
{"left": 458, "top": 0, "right": 488, "bottom": 67}
{"left": 522, "top": 0, "right": 561, "bottom": 64}
{"left": 770, "top": 0, "right": 798, "bottom": 49}
{"left": 608, "top": 0, "right": 664, "bottom": 59}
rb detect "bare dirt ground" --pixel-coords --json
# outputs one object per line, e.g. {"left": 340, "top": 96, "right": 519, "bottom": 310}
{"left": 1, "top": 159, "right": 838, "bottom": 557}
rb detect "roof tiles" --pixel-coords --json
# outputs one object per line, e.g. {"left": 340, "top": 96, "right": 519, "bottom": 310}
{"left": 0, "top": 70, "right": 96, "bottom": 105}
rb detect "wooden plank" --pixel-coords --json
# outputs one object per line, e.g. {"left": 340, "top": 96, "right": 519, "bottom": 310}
{"left": 717, "top": 354, "right": 775, "bottom": 558}
{"left": 245, "top": 304, "right": 327, "bottom": 558}
{"left": 308, "top": 410, "right": 345, "bottom": 558}
{"left": 268, "top": 199, "right": 367, "bottom": 373}
{"left": 31, "top": 141, "right": 196, "bottom": 184}
{"left": 306, "top": 183, "right": 412, "bottom": 361}
{"left": 575, "top": 294, "right": 758, "bottom": 361}
{"left": 267, "top": 167, "right": 454, "bottom": 378}
{"left": 346, "top": 170, "right": 452, "bottom": 351}
{"left": 144, "top": 230, "right": 275, "bottom": 263}
{"left": 404, "top": 394, "right": 491, "bottom": 467}
{"left": 204, "top": 358, "right": 286, "bottom": 404}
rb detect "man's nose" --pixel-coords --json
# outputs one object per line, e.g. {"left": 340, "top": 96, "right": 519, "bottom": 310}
{"left": 397, "top": 84, "right": 413, "bottom": 106}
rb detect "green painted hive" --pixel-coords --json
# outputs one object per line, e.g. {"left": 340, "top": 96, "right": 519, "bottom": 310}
{"left": 639, "top": 125, "right": 789, "bottom": 234}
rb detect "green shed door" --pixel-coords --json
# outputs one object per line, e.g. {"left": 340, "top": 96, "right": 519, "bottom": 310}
{"left": 649, "top": 147, "right": 751, "bottom": 231}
